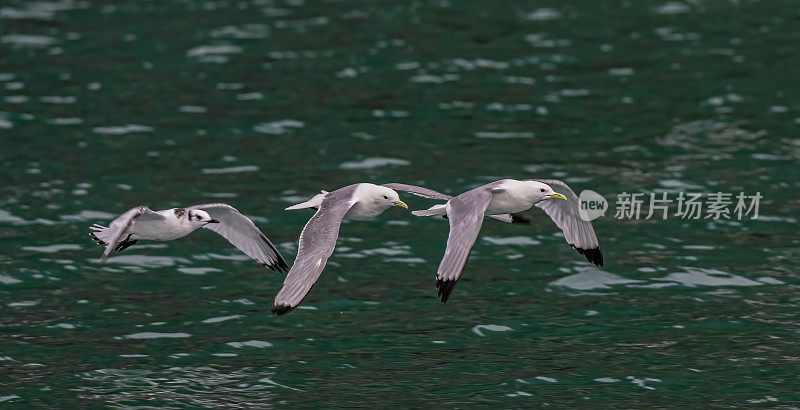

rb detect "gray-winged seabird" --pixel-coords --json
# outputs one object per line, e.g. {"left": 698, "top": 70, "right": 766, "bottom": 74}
{"left": 384, "top": 179, "right": 603, "bottom": 302}
{"left": 272, "top": 183, "right": 408, "bottom": 315}
{"left": 89, "top": 203, "right": 288, "bottom": 272}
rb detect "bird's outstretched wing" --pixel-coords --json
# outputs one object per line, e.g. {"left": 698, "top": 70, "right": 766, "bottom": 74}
{"left": 436, "top": 187, "right": 493, "bottom": 303}
{"left": 382, "top": 183, "right": 452, "bottom": 201}
{"left": 187, "top": 203, "right": 288, "bottom": 273}
{"left": 93, "top": 206, "right": 163, "bottom": 266}
{"left": 272, "top": 188, "right": 357, "bottom": 315}
{"left": 385, "top": 182, "right": 522, "bottom": 224}
{"left": 529, "top": 179, "right": 603, "bottom": 266}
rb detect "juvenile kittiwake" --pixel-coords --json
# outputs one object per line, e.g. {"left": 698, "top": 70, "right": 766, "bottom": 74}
{"left": 384, "top": 179, "right": 602, "bottom": 302}
{"left": 272, "top": 183, "right": 408, "bottom": 315}
{"left": 89, "top": 203, "right": 288, "bottom": 272}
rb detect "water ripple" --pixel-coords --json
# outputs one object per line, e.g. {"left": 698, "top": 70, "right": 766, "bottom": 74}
{"left": 551, "top": 268, "right": 643, "bottom": 291}
{"left": 92, "top": 124, "right": 153, "bottom": 135}
{"left": 339, "top": 157, "right": 409, "bottom": 170}
{"left": 227, "top": 340, "right": 273, "bottom": 348}
{"left": 122, "top": 332, "right": 191, "bottom": 339}
{"left": 472, "top": 324, "right": 512, "bottom": 337}
{"left": 201, "top": 165, "right": 259, "bottom": 175}
{"left": 74, "top": 366, "right": 281, "bottom": 407}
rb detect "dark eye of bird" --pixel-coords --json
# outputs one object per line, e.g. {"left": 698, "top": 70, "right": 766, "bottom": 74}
{"left": 383, "top": 195, "right": 388, "bottom": 199}
{"left": 540, "top": 189, "right": 545, "bottom": 192}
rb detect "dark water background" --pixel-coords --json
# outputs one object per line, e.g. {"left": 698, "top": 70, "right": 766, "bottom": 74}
{"left": 2, "top": 0, "right": 799, "bottom": 407}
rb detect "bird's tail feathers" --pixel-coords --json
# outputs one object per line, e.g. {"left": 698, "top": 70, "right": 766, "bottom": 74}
{"left": 286, "top": 191, "right": 328, "bottom": 211}
{"left": 411, "top": 204, "right": 447, "bottom": 217}
{"left": 89, "top": 224, "right": 111, "bottom": 246}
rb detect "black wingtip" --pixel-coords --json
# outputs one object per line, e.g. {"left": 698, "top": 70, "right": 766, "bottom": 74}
{"left": 260, "top": 234, "right": 290, "bottom": 273}
{"left": 263, "top": 260, "right": 290, "bottom": 274}
{"left": 436, "top": 278, "right": 458, "bottom": 303}
{"left": 271, "top": 304, "right": 294, "bottom": 315}
{"left": 573, "top": 246, "right": 603, "bottom": 267}
{"left": 278, "top": 257, "right": 290, "bottom": 273}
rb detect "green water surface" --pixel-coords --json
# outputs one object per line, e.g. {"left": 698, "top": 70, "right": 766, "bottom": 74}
{"left": 1, "top": 0, "right": 799, "bottom": 407}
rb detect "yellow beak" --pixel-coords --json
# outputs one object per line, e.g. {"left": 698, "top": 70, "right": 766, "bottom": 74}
{"left": 393, "top": 200, "right": 409, "bottom": 209}
{"left": 549, "top": 193, "right": 567, "bottom": 200}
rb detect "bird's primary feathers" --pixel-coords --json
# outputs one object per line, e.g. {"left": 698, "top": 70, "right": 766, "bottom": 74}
{"left": 89, "top": 203, "right": 288, "bottom": 272}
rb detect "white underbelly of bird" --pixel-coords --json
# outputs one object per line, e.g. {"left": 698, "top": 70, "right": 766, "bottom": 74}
{"left": 415, "top": 191, "right": 534, "bottom": 217}
{"left": 345, "top": 201, "right": 388, "bottom": 220}
{"left": 484, "top": 190, "right": 536, "bottom": 215}
{"left": 130, "top": 219, "right": 195, "bottom": 241}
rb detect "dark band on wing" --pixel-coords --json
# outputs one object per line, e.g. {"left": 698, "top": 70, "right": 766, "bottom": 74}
{"left": 571, "top": 245, "right": 603, "bottom": 266}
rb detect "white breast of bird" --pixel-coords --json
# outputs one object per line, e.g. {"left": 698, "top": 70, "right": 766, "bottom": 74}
{"left": 131, "top": 209, "right": 198, "bottom": 241}
{"left": 485, "top": 179, "right": 539, "bottom": 215}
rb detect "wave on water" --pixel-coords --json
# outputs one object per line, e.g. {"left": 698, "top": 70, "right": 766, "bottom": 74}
{"left": 551, "top": 265, "right": 783, "bottom": 293}
{"left": 74, "top": 366, "right": 286, "bottom": 407}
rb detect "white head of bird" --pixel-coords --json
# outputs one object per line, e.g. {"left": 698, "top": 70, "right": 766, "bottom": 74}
{"left": 522, "top": 181, "right": 568, "bottom": 203}
{"left": 367, "top": 186, "right": 409, "bottom": 211}
{"left": 186, "top": 209, "right": 220, "bottom": 225}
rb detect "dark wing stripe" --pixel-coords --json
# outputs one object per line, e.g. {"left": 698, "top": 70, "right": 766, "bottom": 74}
{"left": 530, "top": 179, "right": 603, "bottom": 266}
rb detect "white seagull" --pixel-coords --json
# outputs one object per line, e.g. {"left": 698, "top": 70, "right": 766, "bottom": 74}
{"left": 384, "top": 179, "right": 603, "bottom": 302}
{"left": 89, "top": 203, "right": 288, "bottom": 272}
{"left": 272, "top": 183, "right": 408, "bottom": 315}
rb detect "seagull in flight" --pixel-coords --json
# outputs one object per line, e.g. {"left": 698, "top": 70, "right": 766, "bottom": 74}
{"left": 89, "top": 203, "right": 288, "bottom": 272}
{"left": 272, "top": 183, "right": 408, "bottom": 315}
{"left": 384, "top": 179, "right": 603, "bottom": 302}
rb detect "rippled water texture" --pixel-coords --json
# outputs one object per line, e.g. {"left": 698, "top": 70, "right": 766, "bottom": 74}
{"left": 2, "top": 0, "right": 799, "bottom": 407}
